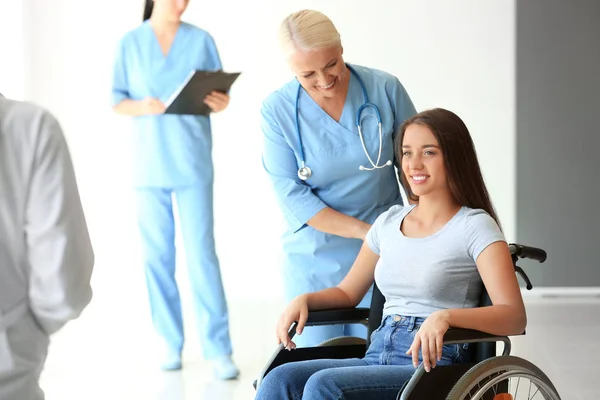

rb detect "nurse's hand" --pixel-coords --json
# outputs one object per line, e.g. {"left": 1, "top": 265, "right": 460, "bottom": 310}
{"left": 140, "top": 97, "right": 166, "bottom": 115}
{"left": 276, "top": 294, "right": 309, "bottom": 350}
{"left": 204, "top": 91, "right": 229, "bottom": 113}
{"left": 357, "top": 222, "right": 372, "bottom": 240}
{"left": 406, "top": 310, "right": 450, "bottom": 373}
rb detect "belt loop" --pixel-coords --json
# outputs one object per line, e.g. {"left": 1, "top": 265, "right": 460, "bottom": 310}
{"left": 407, "top": 316, "right": 416, "bottom": 332}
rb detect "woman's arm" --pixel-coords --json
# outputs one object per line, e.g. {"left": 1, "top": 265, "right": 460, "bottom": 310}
{"left": 443, "top": 241, "right": 527, "bottom": 335}
{"left": 110, "top": 37, "right": 164, "bottom": 117}
{"left": 307, "top": 241, "right": 380, "bottom": 309}
{"left": 307, "top": 207, "right": 372, "bottom": 240}
{"left": 261, "top": 101, "right": 370, "bottom": 240}
{"left": 113, "top": 98, "right": 165, "bottom": 116}
{"left": 26, "top": 108, "right": 95, "bottom": 335}
{"left": 276, "top": 242, "right": 379, "bottom": 347}
{"left": 407, "top": 241, "right": 526, "bottom": 372}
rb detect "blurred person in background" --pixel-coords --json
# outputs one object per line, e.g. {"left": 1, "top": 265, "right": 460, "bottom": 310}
{"left": 0, "top": 94, "right": 95, "bottom": 400}
{"left": 110, "top": 0, "right": 238, "bottom": 379}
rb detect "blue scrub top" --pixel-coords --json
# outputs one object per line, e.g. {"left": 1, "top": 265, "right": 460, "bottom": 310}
{"left": 111, "top": 21, "right": 222, "bottom": 188}
{"left": 261, "top": 64, "right": 417, "bottom": 299}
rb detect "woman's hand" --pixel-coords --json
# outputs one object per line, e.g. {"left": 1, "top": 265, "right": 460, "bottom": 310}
{"left": 406, "top": 310, "right": 450, "bottom": 372}
{"left": 140, "top": 97, "right": 166, "bottom": 115}
{"left": 204, "top": 91, "right": 230, "bottom": 113}
{"left": 276, "top": 295, "right": 309, "bottom": 350}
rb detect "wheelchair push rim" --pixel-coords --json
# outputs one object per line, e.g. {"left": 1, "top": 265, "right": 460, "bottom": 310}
{"left": 446, "top": 356, "right": 561, "bottom": 400}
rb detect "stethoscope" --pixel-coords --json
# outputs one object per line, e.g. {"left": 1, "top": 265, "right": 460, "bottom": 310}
{"left": 295, "top": 64, "right": 392, "bottom": 181}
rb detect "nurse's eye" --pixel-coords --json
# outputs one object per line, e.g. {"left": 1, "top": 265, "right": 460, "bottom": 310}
{"left": 424, "top": 150, "right": 436, "bottom": 156}
{"left": 326, "top": 62, "right": 337, "bottom": 68}
{"left": 402, "top": 151, "right": 411, "bottom": 157}
{"left": 303, "top": 72, "right": 315, "bottom": 78}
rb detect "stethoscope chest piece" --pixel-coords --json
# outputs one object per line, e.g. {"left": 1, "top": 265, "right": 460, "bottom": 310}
{"left": 298, "top": 164, "right": 312, "bottom": 181}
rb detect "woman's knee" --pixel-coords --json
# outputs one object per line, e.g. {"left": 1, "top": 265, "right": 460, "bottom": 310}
{"left": 256, "top": 363, "right": 305, "bottom": 399}
{"left": 303, "top": 369, "right": 342, "bottom": 399}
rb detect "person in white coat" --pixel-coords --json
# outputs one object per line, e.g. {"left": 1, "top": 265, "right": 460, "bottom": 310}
{"left": 0, "top": 94, "right": 94, "bottom": 400}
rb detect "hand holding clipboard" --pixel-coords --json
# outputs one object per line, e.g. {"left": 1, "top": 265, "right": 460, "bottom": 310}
{"left": 164, "top": 70, "right": 241, "bottom": 116}
{"left": 204, "top": 91, "right": 230, "bottom": 113}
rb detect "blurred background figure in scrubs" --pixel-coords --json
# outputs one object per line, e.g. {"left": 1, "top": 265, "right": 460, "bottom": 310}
{"left": 0, "top": 94, "right": 94, "bottom": 400}
{"left": 110, "top": 0, "right": 238, "bottom": 379}
{"left": 261, "top": 10, "right": 417, "bottom": 347}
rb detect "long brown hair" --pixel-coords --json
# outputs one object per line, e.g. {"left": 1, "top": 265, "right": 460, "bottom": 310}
{"left": 395, "top": 108, "right": 501, "bottom": 229}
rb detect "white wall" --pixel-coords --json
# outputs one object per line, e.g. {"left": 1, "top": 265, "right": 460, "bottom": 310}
{"left": 0, "top": 0, "right": 26, "bottom": 99}
{"left": 17, "top": 0, "right": 515, "bottom": 304}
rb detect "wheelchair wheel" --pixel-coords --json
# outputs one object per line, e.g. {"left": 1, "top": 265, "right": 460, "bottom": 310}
{"left": 446, "top": 355, "right": 561, "bottom": 400}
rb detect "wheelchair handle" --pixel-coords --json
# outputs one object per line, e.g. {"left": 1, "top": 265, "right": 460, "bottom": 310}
{"left": 509, "top": 243, "right": 547, "bottom": 263}
{"left": 288, "top": 322, "right": 298, "bottom": 340}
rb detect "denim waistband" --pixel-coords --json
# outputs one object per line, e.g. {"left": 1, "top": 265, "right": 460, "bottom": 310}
{"left": 380, "top": 314, "right": 427, "bottom": 331}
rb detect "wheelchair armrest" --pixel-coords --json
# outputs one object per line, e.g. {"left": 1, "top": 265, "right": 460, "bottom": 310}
{"left": 254, "top": 307, "right": 370, "bottom": 391}
{"left": 443, "top": 328, "right": 521, "bottom": 356}
{"left": 304, "top": 308, "right": 370, "bottom": 327}
{"left": 285, "top": 308, "right": 370, "bottom": 342}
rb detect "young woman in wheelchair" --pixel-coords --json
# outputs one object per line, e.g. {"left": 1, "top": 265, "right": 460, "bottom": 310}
{"left": 254, "top": 108, "right": 527, "bottom": 400}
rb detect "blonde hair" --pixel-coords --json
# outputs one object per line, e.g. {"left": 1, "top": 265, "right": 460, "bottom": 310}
{"left": 279, "top": 10, "right": 342, "bottom": 57}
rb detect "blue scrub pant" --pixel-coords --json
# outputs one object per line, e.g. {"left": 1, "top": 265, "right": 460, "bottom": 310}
{"left": 134, "top": 184, "right": 232, "bottom": 360}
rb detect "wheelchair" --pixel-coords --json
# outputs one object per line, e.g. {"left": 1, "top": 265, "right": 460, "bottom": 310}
{"left": 254, "top": 243, "right": 563, "bottom": 399}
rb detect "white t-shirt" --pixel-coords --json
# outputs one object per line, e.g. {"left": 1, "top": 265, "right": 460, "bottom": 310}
{"left": 365, "top": 204, "right": 506, "bottom": 318}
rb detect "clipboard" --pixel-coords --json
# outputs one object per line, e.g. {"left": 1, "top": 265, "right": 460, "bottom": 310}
{"left": 164, "top": 70, "right": 241, "bottom": 116}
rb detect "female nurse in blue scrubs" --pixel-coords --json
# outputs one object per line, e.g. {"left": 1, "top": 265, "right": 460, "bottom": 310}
{"left": 111, "top": 0, "right": 238, "bottom": 379}
{"left": 261, "top": 9, "right": 417, "bottom": 347}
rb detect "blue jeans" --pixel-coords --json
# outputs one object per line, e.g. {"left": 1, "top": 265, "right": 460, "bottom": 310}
{"left": 255, "top": 315, "right": 470, "bottom": 400}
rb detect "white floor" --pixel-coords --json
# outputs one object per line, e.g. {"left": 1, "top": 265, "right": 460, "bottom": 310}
{"left": 39, "top": 287, "right": 280, "bottom": 400}
{"left": 40, "top": 288, "right": 600, "bottom": 400}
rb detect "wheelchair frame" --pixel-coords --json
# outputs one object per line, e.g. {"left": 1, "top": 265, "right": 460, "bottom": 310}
{"left": 254, "top": 243, "right": 562, "bottom": 399}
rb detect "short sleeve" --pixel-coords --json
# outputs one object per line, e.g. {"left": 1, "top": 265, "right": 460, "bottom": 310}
{"left": 261, "top": 100, "right": 327, "bottom": 232}
{"left": 365, "top": 208, "right": 395, "bottom": 255}
{"left": 205, "top": 34, "right": 223, "bottom": 71}
{"left": 465, "top": 209, "right": 506, "bottom": 261}
{"left": 111, "top": 38, "right": 130, "bottom": 107}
